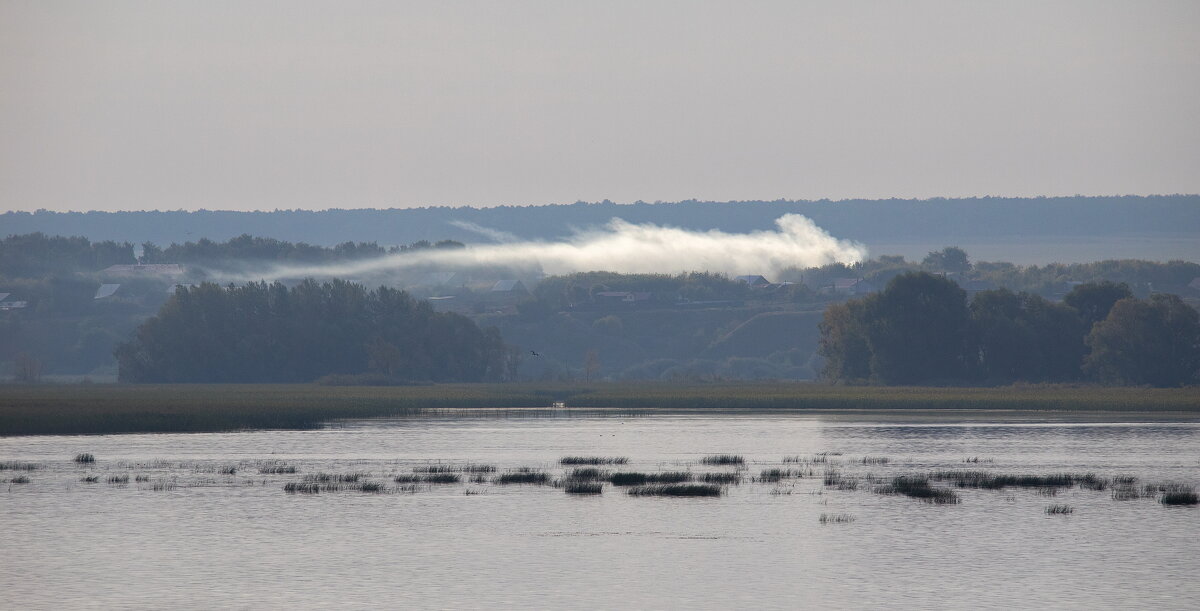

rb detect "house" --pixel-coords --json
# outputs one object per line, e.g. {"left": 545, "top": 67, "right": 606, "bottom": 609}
{"left": 832, "top": 278, "right": 878, "bottom": 295}
{"left": 735, "top": 275, "right": 771, "bottom": 287}
{"left": 490, "top": 280, "right": 529, "bottom": 296}
{"left": 94, "top": 284, "right": 121, "bottom": 300}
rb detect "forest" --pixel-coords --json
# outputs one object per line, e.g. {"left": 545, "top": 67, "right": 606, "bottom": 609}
{"left": 115, "top": 280, "right": 513, "bottom": 383}
{"left": 819, "top": 273, "right": 1200, "bottom": 387}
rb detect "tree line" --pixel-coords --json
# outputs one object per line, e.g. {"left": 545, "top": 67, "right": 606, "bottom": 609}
{"left": 115, "top": 280, "right": 514, "bottom": 383}
{"left": 819, "top": 272, "right": 1200, "bottom": 386}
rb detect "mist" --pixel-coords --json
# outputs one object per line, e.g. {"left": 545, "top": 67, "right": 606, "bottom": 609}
{"left": 216, "top": 214, "right": 866, "bottom": 283}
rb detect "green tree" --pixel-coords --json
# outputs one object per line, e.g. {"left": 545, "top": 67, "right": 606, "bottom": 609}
{"left": 970, "top": 289, "right": 1085, "bottom": 382}
{"left": 922, "top": 247, "right": 971, "bottom": 274}
{"left": 817, "top": 299, "right": 872, "bottom": 383}
{"left": 864, "top": 272, "right": 972, "bottom": 384}
{"left": 1064, "top": 281, "right": 1133, "bottom": 329}
{"left": 1084, "top": 294, "right": 1200, "bottom": 386}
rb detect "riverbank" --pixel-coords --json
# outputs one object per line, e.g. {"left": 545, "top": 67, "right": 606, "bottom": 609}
{"left": 1, "top": 382, "right": 1197, "bottom": 436}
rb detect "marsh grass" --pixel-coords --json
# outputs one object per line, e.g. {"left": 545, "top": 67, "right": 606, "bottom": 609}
{"left": 758, "top": 468, "right": 792, "bottom": 482}
{"left": 1111, "top": 485, "right": 1141, "bottom": 501}
{"left": 258, "top": 463, "right": 297, "bottom": 474}
{"left": 73, "top": 453, "right": 96, "bottom": 464}
{"left": 0, "top": 461, "right": 39, "bottom": 471}
{"left": 283, "top": 482, "right": 321, "bottom": 494}
{"left": 413, "top": 465, "right": 459, "bottom": 474}
{"left": 3, "top": 383, "right": 1197, "bottom": 436}
{"left": 305, "top": 472, "right": 363, "bottom": 484}
{"left": 929, "top": 471, "right": 1101, "bottom": 490}
{"left": 877, "top": 476, "right": 960, "bottom": 504}
{"left": 421, "top": 474, "right": 461, "bottom": 484}
{"left": 107, "top": 474, "right": 130, "bottom": 484}
{"left": 560, "top": 456, "right": 628, "bottom": 465}
{"left": 861, "top": 456, "right": 890, "bottom": 465}
{"left": 135, "top": 474, "right": 150, "bottom": 482}
{"left": 10, "top": 475, "right": 30, "bottom": 484}
{"left": 1160, "top": 485, "right": 1199, "bottom": 506}
{"left": 610, "top": 472, "right": 693, "bottom": 486}
{"left": 463, "top": 464, "right": 497, "bottom": 473}
{"left": 218, "top": 466, "right": 238, "bottom": 475}
{"left": 81, "top": 475, "right": 99, "bottom": 483}
{"left": 1045, "top": 504, "right": 1075, "bottom": 514}
{"left": 701, "top": 472, "right": 742, "bottom": 485}
{"left": 700, "top": 454, "right": 744, "bottom": 465}
{"left": 819, "top": 513, "right": 855, "bottom": 524}
{"left": 564, "top": 481, "right": 603, "bottom": 494}
{"left": 627, "top": 484, "right": 721, "bottom": 497}
{"left": 568, "top": 467, "right": 606, "bottom": 480}
{"left": 152, "top": 481, "right": 178, "bottom": 492}
{"left": 495, "top": 470, "right": 550, "bottom": 485}
{"left": 358, "top": 482, "right": 386, "bottom": 493}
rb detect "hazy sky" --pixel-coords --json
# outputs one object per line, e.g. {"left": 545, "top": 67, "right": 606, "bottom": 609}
{"left": 2, "top": 1, "right": 1198, "bottom": 212}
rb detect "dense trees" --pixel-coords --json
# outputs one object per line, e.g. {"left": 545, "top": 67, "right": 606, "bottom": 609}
{"left": 115, "top": 280, "right": 512, "bottom": 383}
{"left": 1084, "top": 295, "right": 1200, "bottom": 386}
{"left": 820, "top": 273, "right": 1199, "bottom": 386}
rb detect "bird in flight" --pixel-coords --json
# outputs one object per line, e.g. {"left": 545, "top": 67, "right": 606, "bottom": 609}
{"left": 530, "top": 350, "right": 540, "bottom": 357}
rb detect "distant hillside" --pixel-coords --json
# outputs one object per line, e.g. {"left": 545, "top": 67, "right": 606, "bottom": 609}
{"left": 4, "top": 195, "right": 1198, "bottom": 263}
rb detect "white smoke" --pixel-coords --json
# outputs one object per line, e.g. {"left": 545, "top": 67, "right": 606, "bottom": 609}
{"left": 216, "top": 214, "right": 866, "bottom": 282}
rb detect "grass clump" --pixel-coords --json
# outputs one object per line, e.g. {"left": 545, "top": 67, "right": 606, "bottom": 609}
{"left": 1160, "top": 485, "right": 1199, "bottom": 506}
{"left": 413, "top": 464, "right": 459, "bottom": 474}
{"left": 422, "top": 474, "right": 461, "bottom": 484}
{"left": 610, "top": 472, "right": 650, "bottom": 486}
{"left": 0, "top": 461, "right": 39, "bottom": 471}
{"left": 152, "top": 481, "right": 178, "bottom": 492}
{"left": 610, "top": 471, "right": 692, "bottom": 486}
{"left": 358, "top": 482, "right": 386, "bottom": 493}
{"left": 135, "top": 474, "right": 150, "bottom": 482}
{"left": 10, "top": 475, "right": 30, "bottom": 484}
{"left": 819, "top": 513, "right": 855, "bottom": 524}
{"left": 81, "top": 475, "right": 99, "bottom": 483}
{"left": 258, "top": 463, "right": 297, "bottom": 474}
{"left": 568, "top": 467, "right": 606, "bottom": 480}
{"left": 701, "top": 472, "right": 742, "bottom": 485}
{"left": 284, "top": 482, "right": 321, "bottom": 494}
{"left": 878, "top": 476, "right": 959, "bottom": 504}
{"left": 560, "top": 456, "right": 628, "bottom": 465}
{"left": 758, "top": 468, "right": 795, "bottom": 482}
{"left": 218, "top": 466, "right": 237, "bottom": 475}
{"left": 861, "top": 456, "right": 889, "bottom": 465}
{"left": 700, "top": 454, "right": 744, "bottom": 465}
{"left": 107, "top": 474, "right": 129, "bottom": 484}
{"left": 73, "top": 453, "right": 96, "bottom": 464}
{"left": 1045, "top": 504, "right": 1074, "bottom": 514}
{"left": 628, "top": 484, "right": 722, "bottom": 497}
{"left": 929, "top": 471, "right": 1095, "bottom": 490}
{"left": 305, "top": 472, "right": 363, "bottom": 483}
{"left": 463, "top": 464, "right": 496, "bottom": 473}
{"left": 564, "top": 481, "right": 603, "bottom": 494}
{"left": 495, "top": 470, "right": 550, "bottom": 485}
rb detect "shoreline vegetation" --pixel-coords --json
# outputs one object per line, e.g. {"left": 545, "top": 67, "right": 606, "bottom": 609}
{"left": 1, "top": 382, "right": 1198, "bottom": 436}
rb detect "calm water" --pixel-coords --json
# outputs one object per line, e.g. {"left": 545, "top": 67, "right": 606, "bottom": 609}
{"left": 3, "top": 413, "right": 1199, "bottom": 610}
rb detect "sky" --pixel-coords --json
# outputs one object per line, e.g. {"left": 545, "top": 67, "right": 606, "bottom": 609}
{"left": 1, "top": 1, "right": 1198, "bottom": 213}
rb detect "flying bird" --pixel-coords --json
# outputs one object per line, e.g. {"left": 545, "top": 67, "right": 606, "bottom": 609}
{"left": 530, "top": 350, "right": 540, "bottom": 357}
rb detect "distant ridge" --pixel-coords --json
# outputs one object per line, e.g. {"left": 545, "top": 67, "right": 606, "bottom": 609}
{"left": 3, "top": 195, "right": 1197, "bottom": 264}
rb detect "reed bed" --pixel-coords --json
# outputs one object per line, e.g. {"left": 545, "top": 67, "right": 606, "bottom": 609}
{"left": 877, "top": 476, "right": 960, "bottom": 504}
{"left": 1160, "top": 485, "right": 1199, "bottom": 506}
{"left": 73, "top": 453, "right": 96, "bottom": 464}
{"left": 283, "top": 482, "right": 321, "bottom": 494}
{"left": 700, "top": 455, "right": 744, "bottom": 465}
{"left": 135, "top": 474, "right": 150, "bottom": 482}
{"left": 152, "top": 481, "right": 178, "bottom": 492}
{"left": 627, "top": 484, "right": 722, "bottom": 497}
{"left": 107, "top": 474, "right": 129, "bottom": 484}
{"left": 757, "top": 468, "right": 793, "bottom": 482}
{"left": 1045, "top": 504, "right": 1075, "bottom": 514}
{"left": 861, "top": 456, "right": 890, "bottom": 465}
{"left": 568, "top": 467, "right": 606, "bottom": 480}
{"left": 0, "top": 461, "right": 39, "bottom": 471}
{"left": 304, "top": 472, "right": 364, "bottom": 484}
{"left": 560, "top": 456, "right": 628, "bottom": 465}
{"left": 4, "top": 382, "right": 1196, "bottom": 436}
{"left": 413, "top": 465, "right": 459, "bottom": 474}
{"left": 609, "top": 472, "right": 693, "bottom": 486}
{"left": 358, "top": 482, "right": 386, "bottom": 493}
{"left": 258, "top": 463, "right": 297, "bottom": 474}
{"left": 928, "top": 471, "right": 1101, "bottom": 490}
{"left": 80, "top": 475, "right": 99, "bottom": 483}
{"left": 819, "top": 513, "right": 855, "bottom": 524}
{"left": 564, "top": 481, "right": 603, "bottom": 495}
{"left": 9, "top": 475, "right": 30, "bottom": 484}
{"left": 495, "top": 470, "right": 550, "bottom": 485}
{"left": 701, "top": 472, "right": 743, "bottom": 485}
{"left": 420, "top": 474, "right": 460, "bottom": 484}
